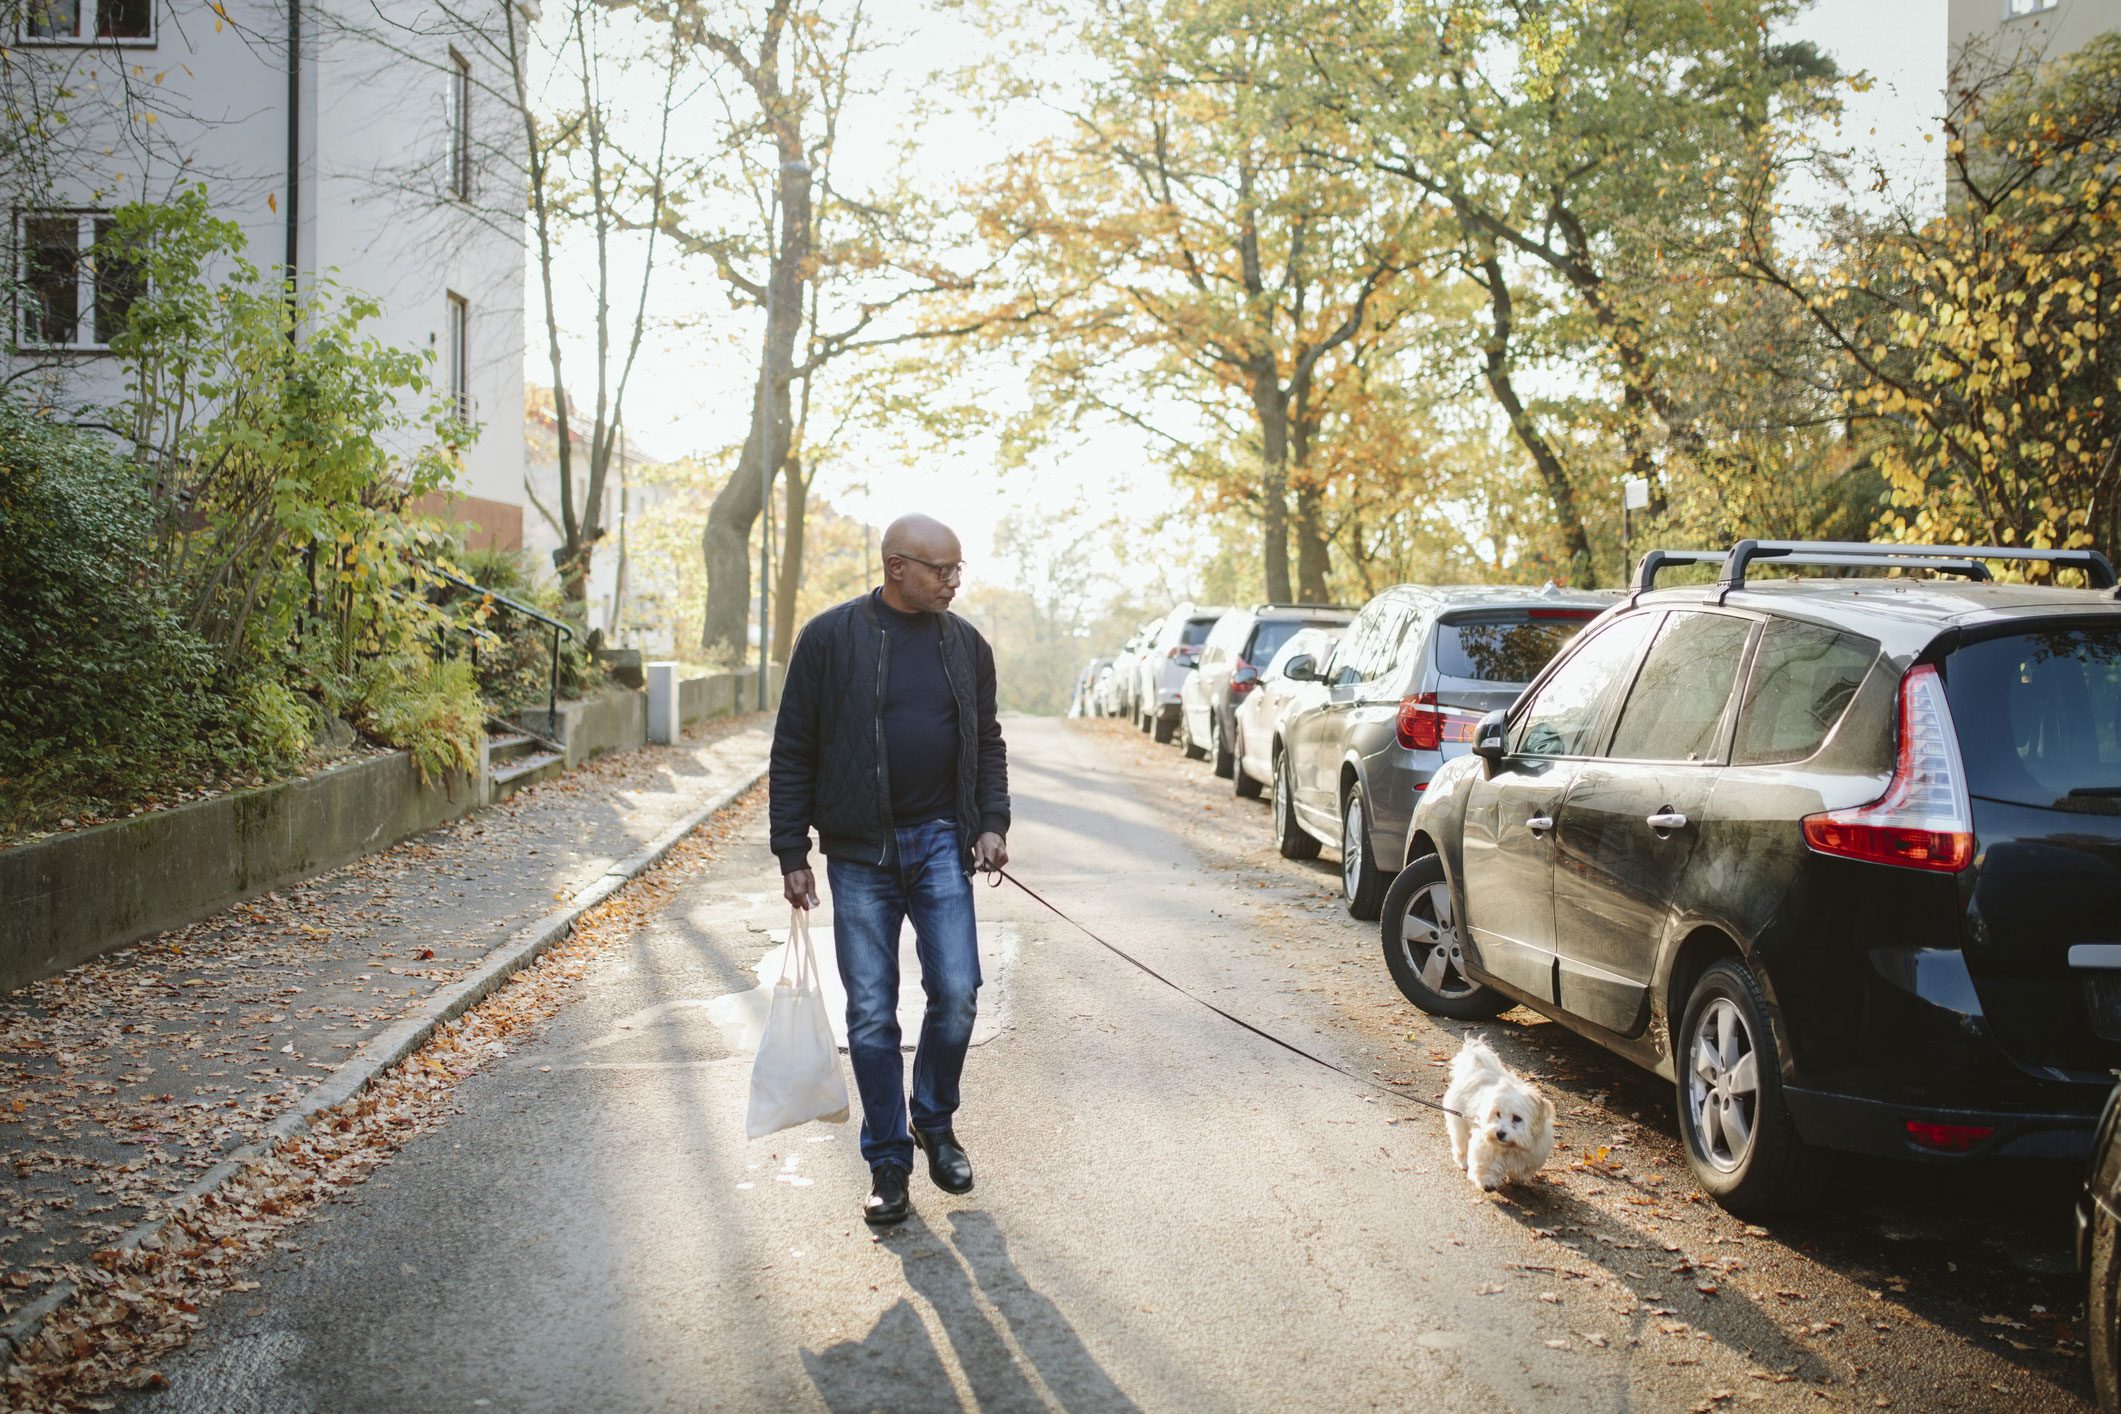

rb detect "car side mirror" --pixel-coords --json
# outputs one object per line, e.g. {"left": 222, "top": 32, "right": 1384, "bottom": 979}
{"left": 1472, "top": 709, "right": 1509, "bottom": 766}
{"left": 1181, "top": 657, "right": 1199, "bottom": 670}
{"left": 1282, "top": 653, "right": 1318, "bottom": 682}
{"left": 1231, "top": 665, "right": 1262, "bottom": 689}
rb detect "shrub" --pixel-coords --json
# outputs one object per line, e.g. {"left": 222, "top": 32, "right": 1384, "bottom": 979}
{"left": 0, "top": 396, "right": 224, "bottom": 822}
{"left": 356, "top": 657, "right": 485, "bottom": 787}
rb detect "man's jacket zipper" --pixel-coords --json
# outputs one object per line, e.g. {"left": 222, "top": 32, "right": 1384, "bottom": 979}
{"left": 873, "top": 625, "right": 891, "bottom": 865}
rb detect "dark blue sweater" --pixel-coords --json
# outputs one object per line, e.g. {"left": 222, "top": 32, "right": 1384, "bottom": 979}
{"left": 875, "top": 593, "right": 960, "bottom": 825}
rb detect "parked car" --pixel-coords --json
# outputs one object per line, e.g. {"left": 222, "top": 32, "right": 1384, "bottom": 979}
{"left": 1234, "top": 626, "right": 1345, "bottom": 802}
{"left": 1392, "top": 538, "right": 2121, "bottom": 1215}
{"left": 1136, "top": 604, "right": 1232, "bottom": 744}
{"left": 1070, "top": 657, "right": 1112, "bottom": 717}
{"left": 2079, "top": 1079, "right": 2121, "bottom": 1410}
{"left": 1180, "top": 604, "right": 1354, "bottom": 777}
{"left": 1105, "top": 619, "right": 1161, "bottom": 723}
{"left": 1271, "top": 584, "right": 1611, "bottom": 919}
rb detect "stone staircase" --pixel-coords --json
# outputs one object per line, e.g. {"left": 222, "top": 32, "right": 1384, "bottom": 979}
{"left": 485, "top": 723, "right": 567, "bottom": 802}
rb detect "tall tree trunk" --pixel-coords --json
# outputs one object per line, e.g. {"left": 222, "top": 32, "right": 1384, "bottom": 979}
{"left": 773, "top": 456, "right": 809, "bottom": 665}
{"left": 1475, "top": 253, "right": 1592, "bottom": 581}
{"left": 1293, "top": 481, "right": 1331, "bottom": 603}
{"left": 1250, "top": 367, "right": 1292, "bottom": 601}
{"left": 700, "top": 158, "right": 812, "bottom": 656}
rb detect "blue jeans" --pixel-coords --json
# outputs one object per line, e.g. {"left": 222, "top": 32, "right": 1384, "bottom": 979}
{"left": 825, "top": 818, "right": 981, "bottom": 1173}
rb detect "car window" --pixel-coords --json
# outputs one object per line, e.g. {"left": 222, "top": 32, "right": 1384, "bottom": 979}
{"left": 1436, "top": 611, "right": 1601, "bottom": 685}
{"left": 1325, "top": 606, "right": 1380, "bottom": 685}
{"left": 1607, "top": 611, "right": 1756, "bottom": 763}
{"left": 1944, "top": 624, "right": 2121, "bottom": 808}
{"left": 1267, "top": 628, "right": 1337, "bottom": 679}
{"left": 1732, "top": 619, "right": 1878, "bottom": 766}
{"left": 1180, "top": 616, "right": 1218, "bottom": 649}
{"left": 1247, "top": 618, "right": 1335, "bottom": 669}
{"left": 1339, "top": 604, "right": 1410, "bottom": 686}
{"left": 1511, "top": 611, "right": 1660, "bottom": 758}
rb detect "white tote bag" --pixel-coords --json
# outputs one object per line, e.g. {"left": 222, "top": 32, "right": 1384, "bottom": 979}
{"left": 745, "top": 908, "right": 850, "bottom": 1139}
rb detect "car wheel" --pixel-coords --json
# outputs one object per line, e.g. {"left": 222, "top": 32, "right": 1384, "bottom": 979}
{"left": 1340, "top": 784, "right": 1387, "bottom": 920}
{"left": 1211, "top": 713, "right": 1235, "bottom": 779}
{"left": 1153, "top": 710, "right": 1176, "bottom": 744}
{"left": 1138, "top": 703, "right": 1152, "bottom": 734}
{"left": 2093, "top": 1186, "right": 2121, "bottom": 1411}
{"left": 1379, "top": 856, "right": 1509, "bottom": 1020}
{"left": 1181, "top": 712, "right": 1208, "bottom": 761}
{"left": 1674, "top": 958, "right": 1831, "bottom": 1217}
{"left": 1273, "top": 752, "right": 1321, "bottom": 860}
{"left": 1233, "top": 723, "right": 1263, "bottom": 799}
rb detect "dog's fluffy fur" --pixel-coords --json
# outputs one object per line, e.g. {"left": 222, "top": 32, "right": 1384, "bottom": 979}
{"left": 1443, "top": 1036, "right": 1556, "bottom": 1192}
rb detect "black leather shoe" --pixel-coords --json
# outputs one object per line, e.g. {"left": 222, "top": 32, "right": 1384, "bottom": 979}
{"left": 914, "top": 1128, "right": 974, "bottom": 1194}
{"left": 865, "top": 1164, "right": 910, "bottom": 1227}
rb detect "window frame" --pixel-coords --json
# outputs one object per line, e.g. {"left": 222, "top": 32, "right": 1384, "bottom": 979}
{"left": 17, "top": 0, "right": 155, "bottom": 46}
{"left": 445, "top": 291, "right": 470, "bottom": 422}
{"left": 1598, "top": 607, "right": 1763, "bottom": 766}
{"left": 1728, "top": 616, "right": 1881, "bottom": 768}
{"left": 13, "top": 209, "right": 140, "bottom": 352}
{"left": 2002, "top": 0, "right": 2058, "bottom": 19}
{"left": 447, "top": 47, "right": 474, "bottom": 202}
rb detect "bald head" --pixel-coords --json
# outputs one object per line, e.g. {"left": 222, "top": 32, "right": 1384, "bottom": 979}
{"left": 879, "top": 514, "right": 963, "bottom": 614}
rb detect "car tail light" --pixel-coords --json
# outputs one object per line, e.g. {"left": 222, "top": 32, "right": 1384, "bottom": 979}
{"left": 1396, "top": 692, "right": 1481, "bottom": 751}
{"left": 1905, "top": 1120, "right": 1994, "bottom": 1152}
{"left": 1800, "top": 664, "right": 1973, "bottom": 873}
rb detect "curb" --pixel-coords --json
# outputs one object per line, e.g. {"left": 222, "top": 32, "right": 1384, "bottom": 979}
{"left": 0, "top": 755, "right": 770, "bottom": 1366}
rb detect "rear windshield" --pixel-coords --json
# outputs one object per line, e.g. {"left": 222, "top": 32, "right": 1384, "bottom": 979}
{"left": 1181, "top": 617, "right": 1218, "bottom": 648}
{"left": 1247, "top": 618, "right": 1339, "bottom": 667}
{"left": 1436, "top": 612, "right": 1599, "bottom": 685}
{"left": 1945, "top": 625, "right": 2121, "bottom": 809}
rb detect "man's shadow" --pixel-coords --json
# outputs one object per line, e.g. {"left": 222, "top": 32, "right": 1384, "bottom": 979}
{"left": 802, "top": 1210, "right": 1139, "bottom": 1413}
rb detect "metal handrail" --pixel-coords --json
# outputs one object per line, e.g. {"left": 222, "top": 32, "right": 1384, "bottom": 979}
{"left": 425, "top": 564, "right": 578, "bottom": 724}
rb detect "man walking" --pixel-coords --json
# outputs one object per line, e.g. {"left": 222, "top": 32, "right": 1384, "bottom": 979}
{"left": 769, "top": 513, "right": 1010, "bottom": 1228}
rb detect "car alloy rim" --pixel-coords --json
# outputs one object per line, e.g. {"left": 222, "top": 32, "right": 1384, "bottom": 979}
{"left": 1687, "top": 997, "right": 1760, "bottom": 1174}
{"left": 1343, "top": 797, "right": 1364, "bottom": 895}
{"left": 1399, "top": 881, "right": 1478, "bottom": 999}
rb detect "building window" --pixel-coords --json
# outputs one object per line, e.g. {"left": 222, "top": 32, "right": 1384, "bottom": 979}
{"left": 15, "top": 212, "right": 144, "bottom": 350}
{"left": 446, "top": 292, "right": 469, "bottom": 421}
{"left": 20, "top": 0, "right": 152, "bottom": 43}
{"left": 2004, "top": 0, "right": 2058, "bottom": 16}
{"left": 448, "top": 49, "right": 473, "bottom": 201}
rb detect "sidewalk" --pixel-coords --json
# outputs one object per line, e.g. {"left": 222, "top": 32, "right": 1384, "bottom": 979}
{"left": 0, "top": 714, "right": 772, "bottom": 1337}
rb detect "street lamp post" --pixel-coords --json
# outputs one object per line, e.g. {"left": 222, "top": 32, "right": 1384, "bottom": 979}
{"left": 757, "top": 157, "right": 811, "bottom": 711}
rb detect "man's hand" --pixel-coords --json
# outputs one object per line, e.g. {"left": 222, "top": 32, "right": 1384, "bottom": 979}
{"left": 974, "top": 832, "right": 1009, "bottom": 875}
{"left": 783, "top": 868, "right": 819, "bottom": 910}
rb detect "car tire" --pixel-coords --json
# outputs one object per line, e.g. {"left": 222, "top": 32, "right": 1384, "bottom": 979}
{"left": 1674, "top": 958, "right": 1831, "bottom": 1218}
{"left": 1138, "top": 704, "right": 1152, "bottom": 734}
{"left": 1181, "top": 712, "right": 1208, "bottom": 761}
{"left": 1273, "top": 752, "right": 1321, "bottom": 860}
{"left": 1380, "top": 856, "right": 1510, "bottom": 1020}
{"left": 1233, "top": 724, "right": 1263, "bottom": 799}
{"left": 1340, "top": 784, "right": 1387, "bottom": 921}
{"left": 1153, "top": 711, "right": 1176, "bottom": 745}
{"left": 1211, "top": 714, "right": 1235, "bottom": 779}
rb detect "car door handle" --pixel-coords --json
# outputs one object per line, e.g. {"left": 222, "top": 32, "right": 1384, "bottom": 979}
{"left": 1525, "top": 815, "right": 1554, "bottom": 834}
{"left": 1647, "top": 811, "right": 1689, "bottom": 830}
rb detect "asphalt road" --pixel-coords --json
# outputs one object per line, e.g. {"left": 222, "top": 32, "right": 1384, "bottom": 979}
{"left": 133, "top": 717, "right": 2092, "bottom": 1411}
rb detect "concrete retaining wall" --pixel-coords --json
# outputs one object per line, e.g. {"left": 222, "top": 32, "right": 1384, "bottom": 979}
{"left": 0, "top": 753, "right": 478, "bottom": 994}
{"left": 1, "top": 662, "right": 784, "bottom": 995}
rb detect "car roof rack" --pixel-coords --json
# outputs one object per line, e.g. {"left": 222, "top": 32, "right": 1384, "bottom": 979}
{"left": 1632, "top": 540, "right": 2119, "bottom": 606}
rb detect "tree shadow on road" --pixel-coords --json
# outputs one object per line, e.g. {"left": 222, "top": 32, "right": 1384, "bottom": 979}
{"left": 801, "top": 1209, "right": 1140, "bottom": 1413}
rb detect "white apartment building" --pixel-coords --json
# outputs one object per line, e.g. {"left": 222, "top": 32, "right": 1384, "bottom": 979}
{"left": 5, "top": 0, "right": 529, "bottom": 550}
{"left": 523, "top": 384, "right": 676, "bottom": 647}
{"left": 1950, "top": 0, "right": 2121, "bottom": 66}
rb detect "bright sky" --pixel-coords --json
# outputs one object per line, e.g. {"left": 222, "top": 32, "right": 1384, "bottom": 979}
{"left": 536, "top": 0, "right": 1952, "bottom": 591}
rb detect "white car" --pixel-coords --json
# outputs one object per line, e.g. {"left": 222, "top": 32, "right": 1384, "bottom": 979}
{"left": 1103, "top": 620, "right": 1161, "bottom": 721}
{"left": 1135, "top": 604, "right": 1232, "bottom": 744}
{"left": 1232, "top": 625, "right": 1343, "bottom": 799}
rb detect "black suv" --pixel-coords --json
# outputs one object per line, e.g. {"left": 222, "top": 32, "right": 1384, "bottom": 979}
{"left": 1390, "top": 540, "right": 2121, "bottom": 1214}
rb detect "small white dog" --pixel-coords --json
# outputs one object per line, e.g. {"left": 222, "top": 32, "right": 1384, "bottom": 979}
{"left": 1443, "top": 1035, "right": 1556, "bottom": 1192}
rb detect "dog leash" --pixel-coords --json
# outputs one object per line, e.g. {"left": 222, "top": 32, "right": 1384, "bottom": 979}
{"left": 983, "top": 866, "right": 1462, "bottom": 1118}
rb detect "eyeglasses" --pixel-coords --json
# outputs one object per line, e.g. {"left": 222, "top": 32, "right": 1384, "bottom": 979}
{"left": 895, "top": 554, "right": 966, "bottom": 585}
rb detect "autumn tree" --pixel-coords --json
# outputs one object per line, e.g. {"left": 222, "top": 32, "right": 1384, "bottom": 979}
{"left": 971, "top": 0, "right": 1448, "bottom": 603}
{"left": 1736, "top": 35, "right": 2121, "bottom": 567}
